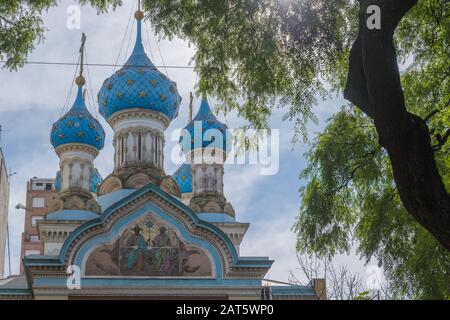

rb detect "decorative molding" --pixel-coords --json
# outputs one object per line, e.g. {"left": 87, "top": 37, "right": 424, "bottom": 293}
{"left": 55, "top": 143, "right": 99, "bottom": 158}
{"left": 30, "top": 286, "right": 262, "bottom": 299}
{"left": 98, "top": 175, "right": 123, "bottom": 195}
{"left": 108, "top": 109, "right": 170, "bottom": 129}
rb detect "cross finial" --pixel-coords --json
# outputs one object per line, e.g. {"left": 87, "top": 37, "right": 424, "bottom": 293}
{"left": 189, "top": 92, "right": 193, "bottom": 122}
{"left": 79, "top": 33, "right": 86, "bottom": 76}
{"left": 135, "top": 0, "right": 144, "bottom": 20}
{"left": 76, "top": 33, "right": 86, "bottom": 86}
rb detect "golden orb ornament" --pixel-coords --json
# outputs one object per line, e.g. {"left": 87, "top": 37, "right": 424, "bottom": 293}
{"left": 75, "top": 75, "right": 86, "bottom": 86}
{"left": 135, "top": 10, "right": 144, "bottom": 20}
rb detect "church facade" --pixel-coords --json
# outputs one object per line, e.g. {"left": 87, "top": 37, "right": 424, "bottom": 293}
{"left": 0, "top": 7, "right": 323, "bottom": 300}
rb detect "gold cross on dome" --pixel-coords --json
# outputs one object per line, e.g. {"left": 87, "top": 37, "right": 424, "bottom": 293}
{"left": 79, "top": 33, "right": 86, "bottom": 77}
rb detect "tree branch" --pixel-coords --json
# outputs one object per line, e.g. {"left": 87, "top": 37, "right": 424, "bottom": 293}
{"left": 0, "top": 15, "right": 18, "bottom": 27}
{"left": 344, "top": 0, "right": 450, "bottom": 250}
{"left": 432, "top": 129, "right": 450, "bottom": 151}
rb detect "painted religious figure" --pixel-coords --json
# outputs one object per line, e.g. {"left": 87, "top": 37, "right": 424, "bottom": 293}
{"left": 85, "top": 214, "right": 213, "bottom": 277}
{"left": 122, "top": 225, "right": 147, "bottom": 272}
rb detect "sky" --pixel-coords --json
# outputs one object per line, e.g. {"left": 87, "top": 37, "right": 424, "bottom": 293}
{"left": 0, "top": 0, "right": 376, "bottom": 286}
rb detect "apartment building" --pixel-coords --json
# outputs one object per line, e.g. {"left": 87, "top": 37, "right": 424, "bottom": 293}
{"left": 19, "top": 178, "right": 56, "bottom": 273}
{"left": 0, "top": 148, "right": 9, "bottom": 279}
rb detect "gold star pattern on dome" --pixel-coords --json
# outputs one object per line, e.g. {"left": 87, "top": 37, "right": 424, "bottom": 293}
{"left": 89, "top": 123, "right": 95, "bottom": 129}
{"left": 96, "top": 136, "right": 101, "bottom": 141}
{"left": 149, "top": 79, "right": 158, "bottom": 87}
{"left": 127, "top": 79, "right": 135, "bottom": 85}
{"left": 139, "top": 91, "right": 147, "bottom": 98}
{"left": 76, "top": 131, "right": 84, "bottom": 137}
{"left": 102, "top": 99, "right": 107, "bottom": 106}
{"left": 181, "top": 175, "right": 187, "bottom": 181}
{"left": 107, "top": 83, "right": 113, "bottom": 90}
{"left": 67, "top": 121, "right": 74, "bottom": 127}
{"left": 116, "top": 93, "right": 124, "bottom": 100}
{"left": 160, "top": 94, "right": 167, "bottom": 101}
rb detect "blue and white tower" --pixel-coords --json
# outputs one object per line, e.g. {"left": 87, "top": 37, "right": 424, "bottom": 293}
{"left": 49, "top": 33, "right": 105, "bottom": 213}
{"left": 97, "top": 6, "right": 182, "bottom": 193}
{"left": 179, "top": 94, "right": 234, "bottom": 217}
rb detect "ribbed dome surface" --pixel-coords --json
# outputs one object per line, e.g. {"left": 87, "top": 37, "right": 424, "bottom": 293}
{"left": 51, "top": 85, "right": 105, "bottom": 150}
{"left": 98, "top": 17, "right": 181, "bottom": 122}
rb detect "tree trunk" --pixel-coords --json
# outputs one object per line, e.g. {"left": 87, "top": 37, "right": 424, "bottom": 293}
{"left": 344, "top": 0, "right": 450, "bottom": 250}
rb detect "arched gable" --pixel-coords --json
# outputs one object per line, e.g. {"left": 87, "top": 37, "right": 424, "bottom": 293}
{"left": 58, "top": 183, "right": 247, "bottom": 280}
{"left": 80, "top": 205, "right": 217, "bottom": 278}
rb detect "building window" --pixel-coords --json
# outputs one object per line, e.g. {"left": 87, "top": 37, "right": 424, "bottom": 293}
{"left": 30, "top": 235, "right": 40, "bottom": 242}
{"left": 32, "top": 181, "right": 54, "bottom": 190}
{"left": 32, "top": 182, "right": 44, "bottom": 190}
{"left": 154, "top": 136, "right": 158, "bottom": 164}
{"left": 31, "top": 216, "right": 44, "bottom": 227}
{"left": 138, "top": 134, "right": 142, "bottom": 161}
{"left": 24, "top": 250, "right": 41, "bottom": 256}
{"left": 32, "top": 197, "right": 45, "bottom": 208}
{"left": 121, "top": 136, "right": 125, "bottom": 163}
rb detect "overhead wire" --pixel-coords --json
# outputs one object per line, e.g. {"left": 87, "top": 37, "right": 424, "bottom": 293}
{"left": 0, "top": 60, "right": 197, "bottom": 69}
{"left": 155, "top": 39, "right": 168, "bottom": 76}
{"left": 60, "top": 56, "right": 80, "bottom": 117}
{"left": 113, "top": 0, "right": 136, "bottom": 73}
{"left": 123, "top": 13, "right": 135, "bottom": 65}
{"left": 84, "top": 48, "right": 99, "bottom": 119}
{"left": 143, "top": 18, "right": 155, "bottom": 61}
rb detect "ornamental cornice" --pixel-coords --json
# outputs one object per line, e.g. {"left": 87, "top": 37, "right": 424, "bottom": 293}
{"left": 31, "top": 286, "right": 262, "bottom": 298}
{"left": 108, "top": 108, "right": 170, "bottom": 129}
{"left": 113, "top": 126, "right": 163, "bottom": 140}
{"left": 56, "top": 143, "right": 99, "bottom": 158}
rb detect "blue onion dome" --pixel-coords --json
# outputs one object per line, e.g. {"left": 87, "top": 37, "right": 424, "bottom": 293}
{"left": 55, "top": 168, "right": 103, "bottom": 193}
{"left": 50, "top": 83, "right": 105, "bottom": 151}
{"left": 179, "top": 94, "right": 229, "bottom": 153}
{"left": 172, "top": 163, "right": 192, "bottom": 193}
{"left": 98, "top": 12, "right": 181, "bottom": 123}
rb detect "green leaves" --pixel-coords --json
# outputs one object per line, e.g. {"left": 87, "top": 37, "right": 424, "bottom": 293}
{"left": 296, "top": 105, "right": 450, "bottom": 298}
{"left": 143, "top": 0, "right": 355, "bottom": 137}
{"left": 293, "top": 0, "right": 450, "bottom": 299}
{"left": 0, "top": 5, "right": 44, "bottom": 70}
{"left": 0, "top": 0, "right": 122, "bottom": 70}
